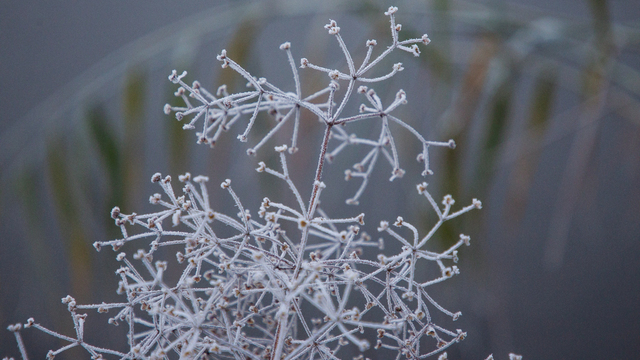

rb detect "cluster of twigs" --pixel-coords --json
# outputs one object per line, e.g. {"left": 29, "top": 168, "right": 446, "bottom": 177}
{"left": 7, "top": 7, "right": 483, "bottom": 360}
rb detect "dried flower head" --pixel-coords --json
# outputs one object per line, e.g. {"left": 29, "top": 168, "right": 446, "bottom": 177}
{"left": 8, "top": 7, "right": 493, "bottom": 360}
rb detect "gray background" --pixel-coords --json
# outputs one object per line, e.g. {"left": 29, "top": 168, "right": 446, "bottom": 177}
{"left": 2, "top": 0, "right": 639, "bottom": 359}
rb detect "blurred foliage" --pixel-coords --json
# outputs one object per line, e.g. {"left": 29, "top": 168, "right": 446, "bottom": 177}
{"left": 46, "top": 139, "right": 93, "bottom": 303}
{"left": 122, "top": 71, "right": 147, "bottom": 211}
{"left": 87, "top": 105, "right": 123, "bottom": 237}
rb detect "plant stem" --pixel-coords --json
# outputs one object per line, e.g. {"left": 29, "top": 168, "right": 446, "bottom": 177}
{"left": 307, "top": 124, "right": 333, "bottom": 218}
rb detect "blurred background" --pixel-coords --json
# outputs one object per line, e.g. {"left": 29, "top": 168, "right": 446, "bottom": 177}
{"left": 1, "top": 0, "right": 639, "bottom": 358}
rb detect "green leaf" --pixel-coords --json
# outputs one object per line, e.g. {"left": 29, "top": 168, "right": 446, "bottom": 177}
{"left": 528, "top": 66, "right": 558, "bottom": 130}
{"left": 46, "top": 139, "right": 93, "bottom": 302}
{"left": 122, "top": 70, "right": 147, "bottom": 209}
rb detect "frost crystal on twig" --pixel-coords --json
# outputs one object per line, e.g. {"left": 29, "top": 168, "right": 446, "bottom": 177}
{"left": 164, "top": 6, "right": 451, "bottom": 204}
{"left": 13, "top": 7, "right": 486, "bottom": 360}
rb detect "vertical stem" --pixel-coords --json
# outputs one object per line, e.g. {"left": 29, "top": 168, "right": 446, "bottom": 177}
{"left": 282, "top": 124, "right": 333, "bottom": 357}
{"left": 271, "top": 312, "right": 288, "bottom": 360}
{"left": 293, "top": 124, "right": 332, "bottom": 280}
{"left": 307, "top": 124, "right": 333, "bottom": 218}
{"left": 293, "top": 227, "right": 310, "bottom": 280}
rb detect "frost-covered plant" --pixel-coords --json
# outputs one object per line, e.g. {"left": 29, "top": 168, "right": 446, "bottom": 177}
{"left": 8, "top": 7, "right": 485, "bottom": 360}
